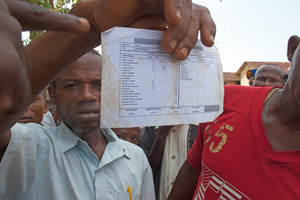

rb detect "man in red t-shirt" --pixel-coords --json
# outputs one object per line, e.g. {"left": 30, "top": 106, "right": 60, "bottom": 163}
{"left": 168, "top": 35, "right": 300, "bottom": 200}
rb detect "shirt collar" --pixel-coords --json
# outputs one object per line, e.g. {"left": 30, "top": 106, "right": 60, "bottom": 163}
{"left": 101, "top": 128, "right": 131, "bottom": 159}
{"left": 58, "top": 123, "right": 130, "bottom": 159}
{"left": 58, "top": 122, "right": 81, "bottom": 153}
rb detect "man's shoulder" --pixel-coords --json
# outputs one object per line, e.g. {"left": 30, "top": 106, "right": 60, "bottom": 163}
{"left": 11, "top": 123, "right": 59, "bottom": 142}
{"left": 224, "top": 85, "right": 272, "bottom": 111}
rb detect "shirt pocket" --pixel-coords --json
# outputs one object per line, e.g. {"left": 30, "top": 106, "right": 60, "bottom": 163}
{"left": 118, "top": 192, "right": 140, "bottom": 200}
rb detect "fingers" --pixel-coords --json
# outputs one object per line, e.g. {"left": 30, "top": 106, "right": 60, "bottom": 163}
{"left": 287, "top": 35, "right": 300, "bottom": 62}
{"left": 161, "top": 3, "right": 216, "bottom": 60}
{"left": 4, "top": 0, "right": 90, "bottom": 33}
{"left": 129, "top": 15, "right": 168, "bottom": 31}
{"left": 164, "top": 0, "right": 183, "bottom": 24}
{"left": 160, "top": 0, "right": 191, "bottom": 60}
{"left": 197, "top": 5, "right": 216, "bottom": 47}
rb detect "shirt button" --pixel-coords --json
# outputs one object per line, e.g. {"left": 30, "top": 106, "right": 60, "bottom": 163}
{"left": 171, "top": 181, "right": 174, "bottom": 186}
{"left": 171, "top": 155, "right": 176, "bottom": 159}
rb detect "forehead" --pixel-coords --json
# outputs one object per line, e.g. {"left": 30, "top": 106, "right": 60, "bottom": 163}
{"left": 256, "top": 66, "right": 282, "bottom": 76}
{"left": 113, "top": 128, "right": 140, "bottom": 135}
{"left": 56, "top": 53, "right": 102, "bottom": 83}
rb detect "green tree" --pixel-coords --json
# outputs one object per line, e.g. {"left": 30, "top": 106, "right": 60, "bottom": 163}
{"left": 24, "top": 0, "right": 79, "bottom": 45}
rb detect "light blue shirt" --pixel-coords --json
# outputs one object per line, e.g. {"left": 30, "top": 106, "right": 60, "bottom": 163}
{"left": 0, "top": 123, "right": 155, "bottom": 200}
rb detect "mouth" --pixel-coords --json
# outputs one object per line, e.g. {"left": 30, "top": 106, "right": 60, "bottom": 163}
{"left": 75, "top": 108, "right": 100, "bottom": 121}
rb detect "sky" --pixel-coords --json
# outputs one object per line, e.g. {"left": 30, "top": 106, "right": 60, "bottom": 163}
{"left": 22, "top": 0, "right": 300, "bottom": 72}
{"left": 193, "top": 0, "right": 300, "bottom": 72}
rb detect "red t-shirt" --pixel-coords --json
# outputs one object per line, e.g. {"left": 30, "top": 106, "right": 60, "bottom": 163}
{"left": 188, "top": 85, "right": 300, "bottom": 200}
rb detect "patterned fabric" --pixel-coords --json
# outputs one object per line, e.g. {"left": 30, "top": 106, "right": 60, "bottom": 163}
{"left": 188, "top": 85, "right": 300, "bottom": 200}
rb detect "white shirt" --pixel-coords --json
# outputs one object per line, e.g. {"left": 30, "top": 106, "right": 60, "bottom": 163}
{"left": 41, "top": 111, "right": 56, "bottom": 127}
{"left": 159, "top": 125, "right": 189, "bottom": 200}
{"left": 0, "top": 123, "right": 155, "bottom": 200}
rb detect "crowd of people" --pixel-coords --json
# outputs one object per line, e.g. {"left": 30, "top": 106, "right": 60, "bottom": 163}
{"left": 0, "top": 0, "right": 300, "bottom": 199}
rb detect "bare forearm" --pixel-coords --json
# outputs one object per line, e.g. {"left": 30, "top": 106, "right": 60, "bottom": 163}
{"left": 26, "top": 32, "right": 99, "bottom": 98}
{"left": 147, "top": 131, "right": 169, "bottom": 176}
{"left": 168, "top": 160, "right": 200, "bottom": 200}
{"left": 279, "top": 41, "right": 300, "bottom": 121}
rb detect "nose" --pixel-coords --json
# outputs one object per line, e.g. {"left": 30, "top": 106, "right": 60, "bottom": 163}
{"left": 78, "top": 84, "right": 99, "bottom": 102}
{"left": 264, "top": 80, "right": 271, "bottom": 86}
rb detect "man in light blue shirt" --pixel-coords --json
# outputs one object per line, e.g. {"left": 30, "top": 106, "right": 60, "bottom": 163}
{"left": 1, "top": 123, "right": 154, "bottom": 199}
{"left": 0, "top": 51, "right": 155, "bottom": 200}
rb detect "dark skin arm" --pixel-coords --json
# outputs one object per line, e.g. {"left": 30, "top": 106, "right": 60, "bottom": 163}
{"left": 262, "top": 36, "right": 300, "bottom": 151}
{"left": 147, "top": 126, "right": 173, "bottom": 177}
{"left": 0, "top": 0, "right": 90, "bottom": 159}
{"left": 167, "top": 160, "right": 200, "bottom": 200}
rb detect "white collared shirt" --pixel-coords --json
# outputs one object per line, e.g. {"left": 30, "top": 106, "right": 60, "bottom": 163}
{"left": 0, "top": 123, "right": 154, "bottom": 200}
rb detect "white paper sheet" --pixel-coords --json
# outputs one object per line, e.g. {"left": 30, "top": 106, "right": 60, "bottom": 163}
{"left": 100, "top": 27, "right": 224, "bottom": 128}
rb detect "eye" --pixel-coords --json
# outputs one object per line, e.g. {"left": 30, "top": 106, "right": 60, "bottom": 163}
{"left": 117, "top": 135, "right": 124, "bottom": 139}
{"left": 65, "top": 83, "right": 78, "bottom": 88}
{"left": 271, "top": 79, "right": 279, "bottom": 83}
{"left": 131, "top": 137, "right": 139, "bottom": 142}
{"left": 257, "top": 77, "right": 265, "bottom": 81}
{"left": 94, "top": 82, "right": 101, "bottom": 89}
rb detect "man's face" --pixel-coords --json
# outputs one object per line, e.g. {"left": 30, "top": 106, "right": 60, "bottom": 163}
{"left": 18, "top": 93, "right": 48, "bottom": 124}
{"left": 50, "top": 53, "right": 102, "bottom": 135}
{"left": 253, "top": 66, "right": 284, "bottom": 87}
{"left": 112, "top": 128, "right": 141, "bottom": 145}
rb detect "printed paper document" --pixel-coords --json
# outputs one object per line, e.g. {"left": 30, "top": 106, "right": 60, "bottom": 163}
{"left": 101, "top": 27, "right": 224, "bottom": 128}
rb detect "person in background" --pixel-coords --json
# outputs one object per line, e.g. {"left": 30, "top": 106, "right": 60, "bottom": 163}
{"left": 112, "top": 127, "right": 141, "bottom": 145}
{"left": 140, "top": 124, "right": 198, "bottom": 200}
{"left": 246, "top": 68, "right": 256, "bottom": 86}
{"left": 18, "top": 90, "right": 48, "bottom": 124}
{"left": 252, "top": 63, "right": 285, "bottom": 87}
{"left": 41, "top": 110, "right": 57, "bottom": 127}
{"left": 48, "top": 100, "right": 62, "bottom": 126}
{"left": 168, "top": 35, "right": 300, "bottom": 200}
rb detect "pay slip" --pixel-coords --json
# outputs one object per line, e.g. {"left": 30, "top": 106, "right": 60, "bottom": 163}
{"left": 101, "top": 27, "right": 224, "bottom": 128}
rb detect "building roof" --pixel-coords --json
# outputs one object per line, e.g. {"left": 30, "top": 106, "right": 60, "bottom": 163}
{"left": 234, "top": 61, "right": 291, "bottom": 78}
{"left": 223, "top": 72, "right": 240, "bottom": 82}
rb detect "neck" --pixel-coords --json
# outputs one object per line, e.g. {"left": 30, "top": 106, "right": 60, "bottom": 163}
{"left": 79, "top": 129, "right": 108, "bottom": 161}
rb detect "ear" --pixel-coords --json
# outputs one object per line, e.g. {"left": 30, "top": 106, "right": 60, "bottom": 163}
{"left": 48, "top": 85, "right": 57, "bottom": 104}
{"left": 43, "top": 99, "right": 49, "bottom": 114}
{"left": 287, "top": 35, "right": 300, "bottom": 62}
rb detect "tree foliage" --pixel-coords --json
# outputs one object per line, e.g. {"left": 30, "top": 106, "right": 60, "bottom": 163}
{"left": 24, "top": 0, "right": 79, "bottom": 44}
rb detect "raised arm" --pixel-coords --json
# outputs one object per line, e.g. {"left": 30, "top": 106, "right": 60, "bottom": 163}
{"left": 0, "top": 0, "right": 90, "bottom": 134}
{"left": 0, "top": 0, "right": 90, "bottom": 159}
{"left": 167, "top": 160, "right": 200, "bottom": 200}
{"left": 262, "top": 35, "right": 300, "bottom": 151}
{"left": 144, "top": 126, "right": 173, "bottom": 177}
{"left": 280, "top": 36, "right": 300, "bottom": 121}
